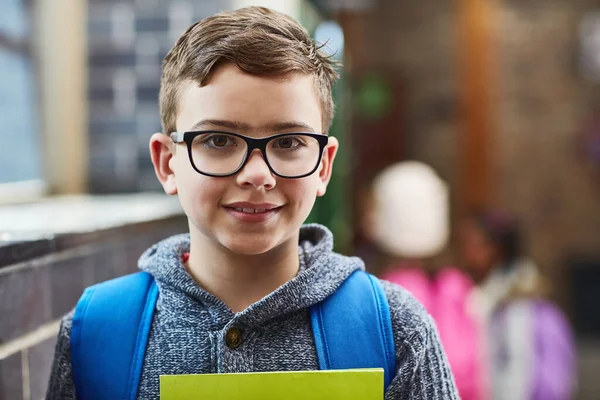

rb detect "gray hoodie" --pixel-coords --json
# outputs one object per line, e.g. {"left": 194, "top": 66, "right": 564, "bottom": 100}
{"left": 46, "top": 224, "right": 459, "bottom": 399}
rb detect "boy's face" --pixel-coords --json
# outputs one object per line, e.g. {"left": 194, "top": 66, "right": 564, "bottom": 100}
{"left": 151, "top": 64, "right": 338, "bottom": 255}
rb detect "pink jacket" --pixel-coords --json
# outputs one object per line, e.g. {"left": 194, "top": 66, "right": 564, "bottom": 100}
{"left": 383, "top": 266, "right": 484, "bottom": 400}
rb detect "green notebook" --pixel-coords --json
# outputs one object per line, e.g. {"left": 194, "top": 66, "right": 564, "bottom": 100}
{"left": 160, "top": 368, "right": 384, "bottom": 400}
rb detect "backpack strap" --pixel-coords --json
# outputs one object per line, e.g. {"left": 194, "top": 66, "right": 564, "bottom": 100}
{"left": 309, "top": 269, "right": 397, "bottom": 389}
{"left": 71, "top": 272, "right": 158, "bottom": 400}
{"left": 71, "top": 269, "right": 396, "bottom": 398}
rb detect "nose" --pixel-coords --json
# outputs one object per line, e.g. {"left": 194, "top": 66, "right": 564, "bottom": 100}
{"left": 235, "top": 149, "right": 276, "bottom": 190}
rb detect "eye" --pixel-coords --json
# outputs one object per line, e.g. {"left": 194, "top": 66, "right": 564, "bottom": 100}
{"left": 209, "top": 135, "right": 230, "bottom": 147}
{"left": 273, "top": 136, "right": 304, "bottom": 149}
{"left": 200, "top": 134, "right": 237, "bottom": 148}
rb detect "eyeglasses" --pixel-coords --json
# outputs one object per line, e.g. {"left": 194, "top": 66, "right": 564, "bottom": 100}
{"left": 170, "top": 130, "right": 329, "bottom": 178}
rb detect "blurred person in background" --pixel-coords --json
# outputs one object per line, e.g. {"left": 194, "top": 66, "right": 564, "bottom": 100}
{"left": 372, "top": 161, "right": 484, "bottom": 400}
{"left": 459, "top": 210, "right": 577, "bottom": 400}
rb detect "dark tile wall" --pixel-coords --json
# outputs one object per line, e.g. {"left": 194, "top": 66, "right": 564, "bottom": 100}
{"left": 0, "top": 263, "right": 52, "bottom": 344}
{"left": 0, "top": 216, "right": 187, "bottom": 345}
{"left": 0, "top": 353, "right": 22, "bottom": 400}
{"left": 0, "top": 238, "right": 55, "bottom": 269}
{"left": 28, "top": 337, "right": 57, "bottom": 400}
{"left": 0, "top": 215, "right": 187, "bottom": 399}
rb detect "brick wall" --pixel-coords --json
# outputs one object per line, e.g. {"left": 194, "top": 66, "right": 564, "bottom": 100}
{"left": 491, "top": 1, "right": 600, "bottom": 307}
{"left": 346, "top": 0, "right": 460, "bottom": 189}
{"left": 342, "top": 0, "right": 600, "bottom": 304}
{"left": 0, "top": 215, "right": 187, "bottom": 399}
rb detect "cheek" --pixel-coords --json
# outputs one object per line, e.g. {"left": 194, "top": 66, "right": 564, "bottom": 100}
{"left": 282, "top": 180, "right": 319, "bottom": 226}
{"left": 281, "top": 178, "right": 319, "bottom": 206}
{"left": 174, "top": 166, "right": 224, "bottom": 213}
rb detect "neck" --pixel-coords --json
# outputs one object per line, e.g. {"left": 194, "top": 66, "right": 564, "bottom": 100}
{"left": 186, "top": 229, "right": 300, "bottom": 313}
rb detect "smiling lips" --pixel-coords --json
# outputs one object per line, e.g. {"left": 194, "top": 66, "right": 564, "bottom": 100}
{"left": 234, "top": 208, "right": 268, "bottom": 213}
{"left": 223, "top": 202, "right": 283, "bottom": 222}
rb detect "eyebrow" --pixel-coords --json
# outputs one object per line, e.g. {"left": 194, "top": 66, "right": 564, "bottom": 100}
{"left": 189, "top": 119, "right": 316, "bottom": 133}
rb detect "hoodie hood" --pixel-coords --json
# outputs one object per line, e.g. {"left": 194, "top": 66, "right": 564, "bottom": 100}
{"left": 137, "top": 223, "right": 363, "bottom": 328}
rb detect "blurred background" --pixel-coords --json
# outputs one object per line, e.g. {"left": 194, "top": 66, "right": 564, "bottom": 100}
{"left": 1, "top": 0, "right": 600, "bottom": 399}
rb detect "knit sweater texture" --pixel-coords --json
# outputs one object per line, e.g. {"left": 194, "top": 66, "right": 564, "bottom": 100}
{"left": 45, "top": 224, "right": 458, "bottom": 399}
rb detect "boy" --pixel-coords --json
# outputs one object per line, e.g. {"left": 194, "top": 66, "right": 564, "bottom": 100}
{"left": 46, "top": 6, "right": 458, "bottom": 399}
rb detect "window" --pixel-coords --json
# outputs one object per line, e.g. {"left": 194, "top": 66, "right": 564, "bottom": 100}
{"left": 0, "top": 0, "right": 44, "bottom": 200}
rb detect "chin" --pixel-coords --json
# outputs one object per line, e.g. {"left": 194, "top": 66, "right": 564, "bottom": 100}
{"left": 220, "top": 233, "right": 282, "bottom": 256}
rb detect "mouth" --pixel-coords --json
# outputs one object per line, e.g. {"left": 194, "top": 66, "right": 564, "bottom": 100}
{"left": 224, "top": 202, "right": 282, "bottom": 211}
{"left": 222, "top": 202, "right": 283, "bottom": 220}
{"left": 230, "top": 207, "right": 274, "bottom": 214}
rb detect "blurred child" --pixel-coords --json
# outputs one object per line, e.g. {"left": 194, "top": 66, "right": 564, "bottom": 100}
{"left": 373, "top": 161, "right": 484, "bottom": 400}
{"left": 459, "top": 210, "right": 576, "bottom": 400}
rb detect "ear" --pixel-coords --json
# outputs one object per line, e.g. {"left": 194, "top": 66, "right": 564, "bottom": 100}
{"left": 149, "top": 133, "right": 178, "bottom": 195}
{"left": 316, "top": 136, "right": 339, "bottom": 197}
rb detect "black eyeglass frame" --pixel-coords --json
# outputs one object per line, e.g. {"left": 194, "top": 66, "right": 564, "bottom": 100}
{"left": 170, "top": 130, "right": 330, "bottom": 178}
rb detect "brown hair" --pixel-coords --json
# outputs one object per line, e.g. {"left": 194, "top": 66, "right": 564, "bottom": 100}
{"left": 160, "top": 6, "right": 339, "bottom": 135}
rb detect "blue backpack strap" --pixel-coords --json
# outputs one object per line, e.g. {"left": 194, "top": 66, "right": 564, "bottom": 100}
{"left": 310, "top": 269, "right": 397, "bottom": 389}
{"left": 71, "top": 271, "right": 158, "bottom": 400}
